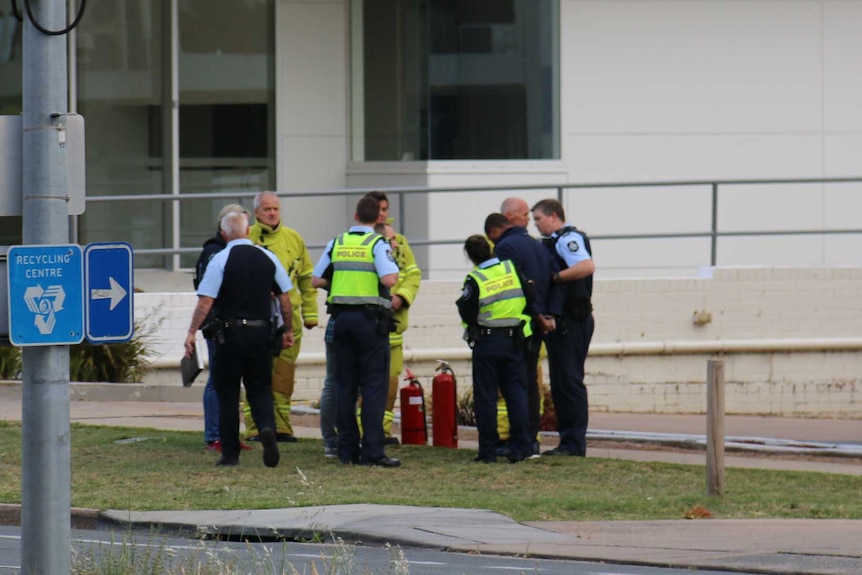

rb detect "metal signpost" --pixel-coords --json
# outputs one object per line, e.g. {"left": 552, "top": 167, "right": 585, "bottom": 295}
{"left": 18, "top": 2, "right": 75, "bottom": 574}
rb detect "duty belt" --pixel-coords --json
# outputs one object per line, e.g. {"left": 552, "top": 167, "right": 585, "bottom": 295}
{"left": 478, "top": 326, "right": 517, "bottom": 338}
{"left": 329, "top": 304, "right": 382, "bottom": 315}
{"left": 222, "top": 319, "right": 271, "bottom": 329}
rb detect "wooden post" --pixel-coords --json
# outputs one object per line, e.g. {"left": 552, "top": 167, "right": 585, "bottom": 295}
{"left": 706, "top": 359, "right": 725, "bottom": 496}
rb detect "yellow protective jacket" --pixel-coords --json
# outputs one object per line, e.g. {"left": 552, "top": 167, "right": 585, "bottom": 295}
{"left": 390, "top": 232, "right": 421, "bottom": 346}
{"left": 249, "top": 222, "right": 318, "bottom": 331}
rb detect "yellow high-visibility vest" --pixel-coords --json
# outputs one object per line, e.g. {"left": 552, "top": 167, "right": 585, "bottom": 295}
{"left": 467, "top": 260, "right": 532, "bottom": 338}
{"left": 328, "top": 232, "right": 390, "bottom": 308}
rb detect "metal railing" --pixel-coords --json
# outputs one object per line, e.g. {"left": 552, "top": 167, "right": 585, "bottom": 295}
{"left": 85, "top": 176, "right": 862, "bottom": 269}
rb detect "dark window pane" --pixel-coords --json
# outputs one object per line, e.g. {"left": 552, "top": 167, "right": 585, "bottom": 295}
{"left": 179, "top": 104, "right": 268, "bottom": 158}
{"left": 0, "top": 6, "right": 23, "bottom": 114}
{"left": 355, "top": 0, "right": 558, "bottom": 161}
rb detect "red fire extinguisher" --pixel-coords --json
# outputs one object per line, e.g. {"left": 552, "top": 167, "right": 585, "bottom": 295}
{"left": 432, "top": 360, "right": 458, "bottom": 448}
{"left": 399, "top": 368, "right": 428, "bottom": 445}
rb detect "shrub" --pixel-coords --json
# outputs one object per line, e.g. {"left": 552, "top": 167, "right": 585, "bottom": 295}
{"left": 456, "top": 387, "right": 475, "bottom": 427}
{"left": 0, "top": 346, "right": 22, "bottom": 380}
{"left": 0, "top": 318, "right": 157, "bottom": 383}
{"left": 69, "top": 320, "right": 157, "bottom": 383}
{"left": 454, "top": 380, "right": 557, "bottom": 430}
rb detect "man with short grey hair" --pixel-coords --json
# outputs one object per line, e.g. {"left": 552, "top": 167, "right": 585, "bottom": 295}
{"left": 243, "top": 191, "right": 318, "bottom": 444}
{"left": 193, "top": 203, "right": 251, "bottom": 454}
{"left": 185, "top": 210, "right": 295, "bottom": 467}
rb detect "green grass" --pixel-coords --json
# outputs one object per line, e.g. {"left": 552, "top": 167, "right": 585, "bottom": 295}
{"left": 0, "top": 421, "right": 859, "bottom": 522}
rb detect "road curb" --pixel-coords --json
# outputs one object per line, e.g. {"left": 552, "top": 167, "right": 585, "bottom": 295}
{"left": 0, "top": 503, "right": 102, "bottom": 530}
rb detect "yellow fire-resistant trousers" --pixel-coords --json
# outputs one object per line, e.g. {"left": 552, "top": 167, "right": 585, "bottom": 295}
{"left": 244, "top": 337, "right": 300, "bottom": 438}
{"left": 498, "top": 360, "right": 544, "bottom": 443}
{"left": 383, "top": 343, "right": 403, "bottom": 438}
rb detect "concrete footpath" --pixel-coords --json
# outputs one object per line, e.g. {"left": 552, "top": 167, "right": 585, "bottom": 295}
{"left": 1, "top": 382, "right": 861, "bottom": 575}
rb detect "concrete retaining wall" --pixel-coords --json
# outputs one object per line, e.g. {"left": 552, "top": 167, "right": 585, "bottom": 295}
{"left": 136, "top": 267, "right": 862, "bottom": 418}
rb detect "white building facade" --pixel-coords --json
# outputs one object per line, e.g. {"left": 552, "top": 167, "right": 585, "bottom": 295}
{"left": 2, "top": 0, "right": 862, "bottom": 278}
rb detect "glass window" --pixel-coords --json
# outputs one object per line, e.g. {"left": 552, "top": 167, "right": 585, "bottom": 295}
{"left": 76, "top": 0, "right": 167, "bottom": 267}
{"left": 74, "top": 0, "right": 275, "bottom": 269}
{"left": 352, "top": 0, "right": 559, "bottom": 161}
{"left": 177, "top": 0, "right": 275, "bottom": 266}
{"left": 0, "top": 6, "right": 23, "bottom": 243}
{"left": 0, "top": 5, "right": 22, "bottom": 115}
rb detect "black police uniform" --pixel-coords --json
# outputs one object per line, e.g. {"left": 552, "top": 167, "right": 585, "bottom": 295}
{"left": 494, "top": 225, "right": 559, "bottom": 446}
{"left": 457, "top": 259, "right": 534, "bottom": 463}
{"left": 316, "top": 228, "right": 399, "bottom": 466}
{"left": 543, "top": 226, "right": 595, "bottom": 457}
{"left": 199, "top": 239, "right": 289, "bottom": 463}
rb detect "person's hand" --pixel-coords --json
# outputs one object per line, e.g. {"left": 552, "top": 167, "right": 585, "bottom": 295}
{"left": 183, "top": 332, "right": 196, "bottom": 359}
{"left": 539, "top": 315, "right": 556, "bottom": 334}
{"left": 282, "top": 330, "right": 296, "bottom": 348}
{"left": 391, "top": 295, "right": 404, "bottom": 312}
{"left": 304, "top": 320, "right": 318, "bottom": 330}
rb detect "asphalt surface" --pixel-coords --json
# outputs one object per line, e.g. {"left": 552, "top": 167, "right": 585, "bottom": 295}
{"left": 1, "top": 381, "right": 861, "bottom": 575}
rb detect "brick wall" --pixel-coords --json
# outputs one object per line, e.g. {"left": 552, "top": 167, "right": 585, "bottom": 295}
{"left": 139, "top": 267, "right": 862, "bottom": 417}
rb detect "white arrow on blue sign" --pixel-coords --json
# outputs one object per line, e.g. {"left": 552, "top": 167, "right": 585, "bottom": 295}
{"left": 7, "top": 244, "right": 84, "bottom": 346}
{"left": 84, "top": 242, "right": 134, "bottom": 343}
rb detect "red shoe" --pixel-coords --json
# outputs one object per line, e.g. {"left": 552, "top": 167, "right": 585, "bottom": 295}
{"left": 207, "top": 440, "right": 252, "bottom": 452}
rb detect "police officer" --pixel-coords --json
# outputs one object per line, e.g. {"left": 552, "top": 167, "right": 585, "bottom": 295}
{"left": 244, "top": 191, "right": 318, "bottom": 444}
{"left": 531, "top": 198, "right": 595, "bottom": 457}
{"left": 484, "top": 212, "right": 557, "bottom": 457}
{"left": 365, "top": 190, "right": 421, "bottom": 445}
{"left": 312, "top": 196, "right": 401, "bottom": 467}
{"left": 184, "top": 210, "right": 295, "bottom": 467}
{"left": 456, "top": 235, "right": 533, "bottom": 463}
{"left": 193, "top": 203, "right": 253, "bottom": 453}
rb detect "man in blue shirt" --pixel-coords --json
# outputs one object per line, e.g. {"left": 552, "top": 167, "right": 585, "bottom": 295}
{"left": 184, "top": 210, "right": 295, "bottom": 468}
{"left": 532, "top": 198, "right": 595, "bottom": 457}
{"left": 192, "top": 203, "right": 252, "bottom": 454}
{"left": 312, "top": 197, "right": 401, "bottom": 468}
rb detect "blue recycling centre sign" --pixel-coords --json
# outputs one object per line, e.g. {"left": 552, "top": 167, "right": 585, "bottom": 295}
{"left": 7, "top": 244, "right": 84, "bottom": 346}
{"left": 84, "top": 242, "right": 134, "bottom": 343}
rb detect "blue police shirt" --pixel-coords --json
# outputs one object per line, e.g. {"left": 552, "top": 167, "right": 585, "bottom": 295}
{"left": 313, "top": 225, "right": 399, "bottom": 278}
{"left": 198, "top": 238, "right": 293, "bottom": 298}
{"left": 552, "top": 224, "right": 592, "bottom": 268}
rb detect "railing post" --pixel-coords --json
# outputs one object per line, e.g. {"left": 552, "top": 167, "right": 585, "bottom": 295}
{"left": 706, "top": 359, "right": 725, "bottom": 497}
{"left": 398, "top": 191, "right": 406, "bottom": 235}
{"left": 710, "top": 183, "right": 718, "bottom": 267}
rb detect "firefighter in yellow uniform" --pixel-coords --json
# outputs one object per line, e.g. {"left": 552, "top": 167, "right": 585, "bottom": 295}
{"left": 366, "top": 191, "right": 421, "bottom": 445}
{"left": 244, "top": 191, "right": 318, "bottom": 442}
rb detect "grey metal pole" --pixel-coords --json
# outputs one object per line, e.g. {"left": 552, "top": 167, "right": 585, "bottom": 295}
{"left": 21, "top": 1, "right": 72, "bottom": 574}
{"left": 710, "top": 183, "right": 718, "bottom": 266}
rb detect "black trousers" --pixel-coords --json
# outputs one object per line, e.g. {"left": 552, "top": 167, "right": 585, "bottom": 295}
{"left": 331, "top": 308, "right": 389, "bottom": 464}
{"left": 544, "top": 313, "right": 594, "bottom": 456}
{"left": 525, "top": 327, "right": 542, "bottom": 443}
{"left": 211, "top": 326, "right": 276, "bottom": 460}
{"left": 472, "top": 336, "right": 531, "bottom": 460}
